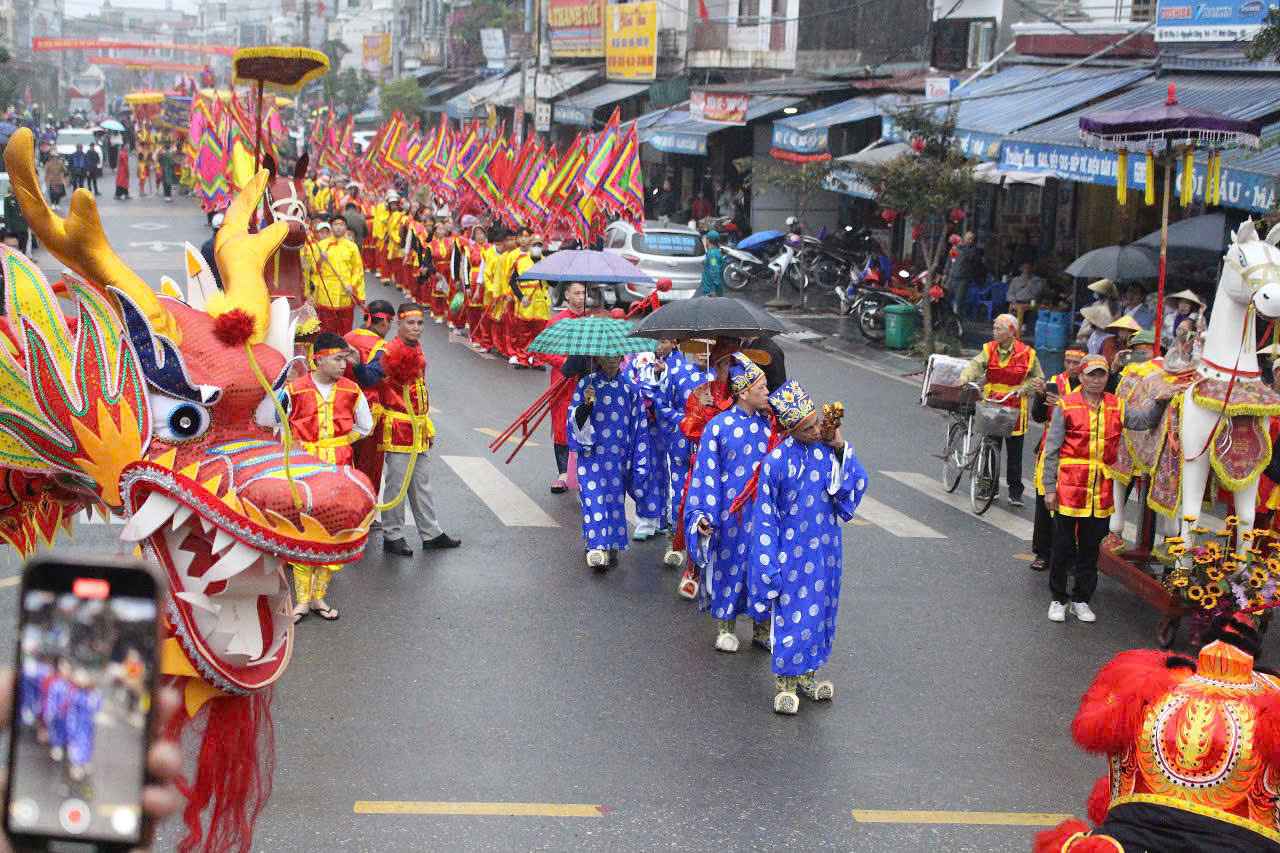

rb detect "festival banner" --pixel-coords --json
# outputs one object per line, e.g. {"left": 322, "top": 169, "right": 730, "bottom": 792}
{"left": 549, "top": 0, "right": 605, "bottom": 58}
{"left": 604, "top": 1, "right": 657, "bottom": 82}
{"left": 689, "top": 90, "right": 748, "bottom": 125}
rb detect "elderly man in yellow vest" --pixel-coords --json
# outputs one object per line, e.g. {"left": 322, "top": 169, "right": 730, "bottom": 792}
{"left": 960, "top": 313, "right": 1044, "bottom": 508}
{"left": 307, "top": 213, "right": 366, "bottom": 335}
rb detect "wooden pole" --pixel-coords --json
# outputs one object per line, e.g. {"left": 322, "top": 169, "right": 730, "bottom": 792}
{"left": 253, "top": 79, "right": 265, "bottom": 169}
{"left": 1153, "top": 151, "right": 1172, "bottom": 359}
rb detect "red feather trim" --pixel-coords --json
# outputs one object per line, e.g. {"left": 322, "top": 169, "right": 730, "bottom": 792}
{"left": 1072, "top": 649, "right": 1185, "bottom": 755}
{"left": 165, "top": 689, "right": 276, "bottom": 853}
{"left": 1085, "top": 774, "right": 1111, "bottom": 825}
{"left": 1033, "top": 819, "right": 1091, "bottom": 853}
{"left": 383, "top": 341, "right": 425, "bottom": 387}
{"left": 1253, "top": 688, "right": 1280, "bottom": 765}
{"left": 728, "top": 415, "right": 782, "bottom": 518}
{"left": 212, "top": 310, "right": 257, "bottom": 348}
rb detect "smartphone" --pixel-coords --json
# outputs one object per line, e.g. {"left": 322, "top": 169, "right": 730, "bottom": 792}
{"left": 6, "top": 556, "right": 161, "bottom": 852}
{"left": 1046, "top": 381, "right": 1059, "bottom": 397}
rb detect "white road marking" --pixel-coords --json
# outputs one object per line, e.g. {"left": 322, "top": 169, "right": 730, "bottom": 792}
{"left": 440, "top": 455, "right": 559, "bottom": 527}
{"left": 883, "top": 470, "right": 1034, "bottom": 541}
{"left": 475, "top": 427, "right": 540, "bottom": 448}
{"left": 855, "top": 496, "right": 945, "bottom": 538}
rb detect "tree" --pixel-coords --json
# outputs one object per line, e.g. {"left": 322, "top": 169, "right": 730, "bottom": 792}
{"left": 319, "top": 39, "right": 351, "bottom": 106}
{"left": 334, "top": 68, "right": 376, "bottom": 117}
{"left": 753, "top": 159, "right": 835, "bottom": 220}
{"left": 379, "top": 77, "right": 425, "bottom": 122}
{"left": 449, "top": 0, "right": 524, "bottom": 68}
{"left": 849, "top": 105, "right": 975, "bottom": 354}
{"left": 1247, "top": 9, "right": 1280, "bottom": 61}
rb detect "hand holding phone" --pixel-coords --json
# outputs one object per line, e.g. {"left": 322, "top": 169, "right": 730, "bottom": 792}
{"left": 5, "top": 557, "right": 184, "bottom": 852}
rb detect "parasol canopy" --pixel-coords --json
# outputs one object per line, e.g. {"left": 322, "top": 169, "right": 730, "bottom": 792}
{"left": 232, "top": 46, "right": 330, "bottom": 93}
{"left": 99, "top": 119, "right": 126, "bottom": 132}
{"left": 629, "top": 296, "right": 786, "bottom": 341}
{"left": 124, "top": 91, "right": 165, "bottom": 106}
{"left": 1079, "top": 83, "right": 1262, "bottom": 152}
{"left": 1133, "top": 212, "right": 1227, "bottom": 255}
{"left": 528, "top": 317, "right": 656, "bottom": 356}
{"left": 736, "top": 230, "right": 785, "bottom": 252}
{"left": 1065, "top": 244, "right": 1158, "bottom": 282}
{"left": 519, "top": 249, "right": 654, "bottom": 284}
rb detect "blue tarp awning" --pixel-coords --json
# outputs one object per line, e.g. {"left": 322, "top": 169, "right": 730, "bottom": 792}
{"left": 884, "top": 64, "right": 1154, "bottom": 160}
{"left": 769, "top": 95, "right": 899, "bottom": 159}
{"left": 636, "top": 96, "right": 802, "bottom": 156}
{"left": 554, "top": 82, "right": 649, "bottom": 127}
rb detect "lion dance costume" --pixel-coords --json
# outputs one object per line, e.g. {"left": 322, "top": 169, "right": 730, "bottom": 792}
{"left": 1035, "top": 611, "right": 1280, "bottom": 852}
{"left": 0, "top": 129, "right": 374, "bottom": 852}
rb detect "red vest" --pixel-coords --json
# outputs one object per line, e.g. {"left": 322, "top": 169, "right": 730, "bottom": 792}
{"left": 286, "top": 374, "right": 362, "bottom": 465}
{"left": 983, "top": 340, "right": 1036, "bottom": 436}
{"left": 343, "top": 328, "right": 386, "bottom": 412}
{"left": 378, "top": 338, "right": 434, "bottom": 453}
{"left": 1034, "top": 371, "right": 1076, "bottom": 495}
{"left": 1056, "top": 390, "right": 1124, "bottom": 518}
{"left": 431, "top": 238, "right": 453, "bottom": 277}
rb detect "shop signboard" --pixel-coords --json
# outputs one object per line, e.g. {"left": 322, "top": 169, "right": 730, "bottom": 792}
{"left": 480, "top": 28, "right": 507, "bottom": 70}
{"left": 549, "top": 0, "right": 605, "bottom": 57}
{"left": 645, "top": 130, "right": 706, "bottom": 156}
{"left": 1154, "top": 0, "right": 1270, "bottom": 42}
{"left": 535, "top": 100, "right": 552, "bottom": 132}
{"left": 999, "top": 140, "right": 1277, "bottom": 212}
{"left": 770, "top": 123, "right": 828, "bottom": 157}
{"left": 924, "top": 77, "right": 956, "bottom": 100}
{"left": 690, "top": 90, "right": 748, "bottom": 124}
{"left": 362, "top": 32, "right": 391, "bottom": 75}
{"left": 605, "top": 1, "right": 658, "bottom": 81}
{"left": 554, "top": 103, "right": 593, "bottom": 126}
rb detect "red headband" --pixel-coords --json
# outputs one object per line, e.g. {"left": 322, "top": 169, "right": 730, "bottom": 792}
{"left": 313, "top": 346, "right": 345, "bottom": 358}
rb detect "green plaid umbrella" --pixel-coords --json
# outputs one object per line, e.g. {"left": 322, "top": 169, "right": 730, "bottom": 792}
{"left": 528, "top": 317, "right": 656, "bottom": 357}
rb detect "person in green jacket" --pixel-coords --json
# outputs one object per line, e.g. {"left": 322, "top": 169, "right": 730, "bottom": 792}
{"left": 700, "top": 229, "right": 724, "bottom": 297}
{"left": 159, "top": 145, "right": 178, "bottom": 202}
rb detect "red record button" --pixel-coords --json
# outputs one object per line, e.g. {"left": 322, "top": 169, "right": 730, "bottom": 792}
{"left": 58, "top": 799, "right": 91, "bottom": 834}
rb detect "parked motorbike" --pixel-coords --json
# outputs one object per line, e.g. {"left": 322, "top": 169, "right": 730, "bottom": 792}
{"left": 806, "top": 226, "right": 879, "bottom": 292}
{"left": 721, "top": 233, "right": 805, "bottom": 293}
{"left": 854, "top": 269, "right": 963, "bottom": 343}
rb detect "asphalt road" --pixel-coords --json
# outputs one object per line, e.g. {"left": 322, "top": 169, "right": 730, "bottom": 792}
{"left": 0, "top": 184, "right": 1267, "bottom": 852}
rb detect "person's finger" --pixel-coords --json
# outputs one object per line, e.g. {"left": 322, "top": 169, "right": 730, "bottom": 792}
{"left": 141, "top": 781, "right": 183, "bottom": 820}
{"left": 147, "top": 740, "right": 182, "bottom": 781}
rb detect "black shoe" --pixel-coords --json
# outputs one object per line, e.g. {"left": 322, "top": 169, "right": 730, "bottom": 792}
{"left": 383, "top": 538, "right": 413, "bottom": 556}
{"left": 606, "top": 549, "right": 619, "bottom": 567}
{"left": 1029, "top": 556, "right": 1048, "bottom": 572}
{"left": 423, "top": 532, "right": 461, "bottom": 549}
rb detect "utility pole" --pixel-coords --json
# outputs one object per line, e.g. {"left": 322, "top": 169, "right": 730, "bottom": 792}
{"left": 302, "top": 0, "right": 310, "bottom": 48}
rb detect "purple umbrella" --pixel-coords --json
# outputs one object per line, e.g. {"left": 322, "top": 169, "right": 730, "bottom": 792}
{"left": 518, "top": 249, "right": 655, "bottom": 284}
{"left": 1078, "top": 83, "right": 1262, "bottom": 357}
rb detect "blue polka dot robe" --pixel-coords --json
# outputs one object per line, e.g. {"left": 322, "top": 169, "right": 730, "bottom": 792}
{"left": 684, "top": 406, "right": 773, "bottom": 621}
{"left": 651, "top": 352, "right": 711, "bottom": 530}
{"left": 568, "top": 370, "right": 652, "bottom": 552}
{"left": 622, "top": 355, "right": 669, "bottom": 524}
{"left": 747, "top": 438, "right": 868, "bottom": 677}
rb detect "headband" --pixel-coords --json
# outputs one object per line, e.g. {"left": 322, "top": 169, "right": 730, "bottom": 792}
{"left": 313, "top": 346, "right": 346, "bottom": 358}
{"left": 398, "top": 309, "right": 424, "bottom": 319}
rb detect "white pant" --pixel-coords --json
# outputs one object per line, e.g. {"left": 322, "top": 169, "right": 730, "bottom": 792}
{"left": 381, "top": 450, "right": 442, "bottom": 541}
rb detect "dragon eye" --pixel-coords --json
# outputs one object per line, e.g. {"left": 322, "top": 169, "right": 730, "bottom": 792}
{"left": 149, "top": 392, "right": 211, "bottom": 443}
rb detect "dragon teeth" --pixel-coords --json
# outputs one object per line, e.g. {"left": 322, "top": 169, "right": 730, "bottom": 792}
{"left": 120, "top": 492, "right": 179, "bottom": 542}
{"left": 211, "top": 527, "right": 236, "bottom": 556}
{"left": 203, "top": 541, "right": 262, "bottom": 583}
{"left": 170, "top": 503, "right": 194, "bottom": 531}
{"left": 176, "top": 590, "right": 221, "bottom": 614}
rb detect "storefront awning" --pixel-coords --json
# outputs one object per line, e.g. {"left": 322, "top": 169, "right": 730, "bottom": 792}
{"left": 885, "top": 64, "right": 1154, "bottom": 160}
{"left": 999, "top": 75, "right": 1280, "bottom": 212}
{"left": 554, "top": 82, "right": 649, "bottom": 127}
{"left": 445, "top": 72, "right": 520, "bottom": 120}
{"left": 770, "top": 95, "right": 901, "bottom": 160}
{"left": 535, "top": 67, "right": 598, "bottom": 100}
{"left": 636, "top": 96, "right": 802, "bottom": 156}
{"left": 824, "top": 141, "right": 911, "bottom": 198}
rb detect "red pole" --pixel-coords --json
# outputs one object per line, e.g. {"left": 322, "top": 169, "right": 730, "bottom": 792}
{"left": 1153, "top": 152, "right": 1172, "bottom": 359}
{"left": 252, "top": 79, "right": 265, "bottom": 169}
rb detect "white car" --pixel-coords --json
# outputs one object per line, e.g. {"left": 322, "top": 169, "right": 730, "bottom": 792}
{"left": 55, "top": 128, "right": 97, "bottom": 157}
{"left": 603, "top": 220, "right": 705, "bottom": 307}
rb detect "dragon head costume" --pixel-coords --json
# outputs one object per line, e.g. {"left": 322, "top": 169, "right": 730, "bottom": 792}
{"left": 0, "top": 128, "right": 374, "bottom": 851}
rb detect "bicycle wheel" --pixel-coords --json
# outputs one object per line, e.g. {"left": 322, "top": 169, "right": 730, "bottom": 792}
{"left": 970, "top": 439, "right": 999, "bottom": 515}
{"left": 941, "top": 420, "right": 966, "bottom": 493}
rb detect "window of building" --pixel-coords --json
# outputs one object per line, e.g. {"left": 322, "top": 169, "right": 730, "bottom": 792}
{"left": 931, "top": 18, "right": 995, "bottom": 70}
{"left": 736, "top": 0, "right": 756, "bottom": 23}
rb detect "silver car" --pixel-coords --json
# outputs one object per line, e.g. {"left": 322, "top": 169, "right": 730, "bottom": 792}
{"left": 603, "top": 220, "right": 705, "bottom": 307}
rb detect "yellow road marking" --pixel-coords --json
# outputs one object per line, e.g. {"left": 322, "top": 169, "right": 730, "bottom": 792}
{"left": 851, "top": 519, "right": 870, "bottom": 526}
{"left": 852, "top": 810, "right": 1070, "bottom": 826}
{"left": 474, "top": 427, "right": 540, "bottom": 448}
{"left": 0, "top": 575, "right": 18, "bottom": 589}
{"left": 354, "top": 801, "right": 606, "bottom": 817}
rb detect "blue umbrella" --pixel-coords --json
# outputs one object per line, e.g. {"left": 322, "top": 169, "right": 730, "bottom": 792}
{"left": 518, "top": 249, "right": 654, "bottom": 284}
{"left": 0, "top": 122, "right": 17, "bottom": 146}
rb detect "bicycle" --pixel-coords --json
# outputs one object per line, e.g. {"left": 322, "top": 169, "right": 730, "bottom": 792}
{"left": 940, "top": 384, "right": 1019, "bottom": 515}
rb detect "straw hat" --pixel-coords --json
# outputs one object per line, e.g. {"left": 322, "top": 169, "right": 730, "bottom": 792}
{"left": 1166, "top": 288, "right": 1204, "bottom": 308}
{"left": 1087, "top": 278, "right": 1118, "bottom": 298}
{"left": 1106, "top": 315, "right": 1142, "bottom": 334}
{"left": 1080, "top": 304, "right": 1113, "bottom": 329}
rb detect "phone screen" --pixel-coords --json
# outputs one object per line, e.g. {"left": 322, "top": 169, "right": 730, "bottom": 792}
{"left": 7, "top": 562, "right": 157, "bottom": 846}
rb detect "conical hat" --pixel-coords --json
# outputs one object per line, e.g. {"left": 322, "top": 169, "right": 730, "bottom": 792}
{"left": 1087, "top": 278, "right": 1117, "bottom": 297}
{"left": 1106, "top": 314, "right": 1142, "bottom": 334}
{"left": 1166, "top": 288, "right": 1204, "bottom": 308}
{"left": 1080, "top": 304, "right": 1113, "bottom": 329}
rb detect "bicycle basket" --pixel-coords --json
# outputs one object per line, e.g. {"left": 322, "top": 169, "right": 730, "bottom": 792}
{"left": 974, "top": 400, "right": 1018, "bottom": 437}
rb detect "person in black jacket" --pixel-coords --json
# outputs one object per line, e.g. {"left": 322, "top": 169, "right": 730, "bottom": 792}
{"left": 85, "top": 145, "right": 101, "bottom": 196}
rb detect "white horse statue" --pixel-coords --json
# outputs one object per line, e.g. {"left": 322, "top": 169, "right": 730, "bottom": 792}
{"left": 1149, "top": 220, "right": 1280, "bottom": 551}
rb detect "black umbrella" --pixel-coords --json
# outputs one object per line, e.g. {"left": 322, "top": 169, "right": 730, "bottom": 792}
{"left": 1064, "top": 244, "right": 1158, "bottom": 282}
{"left": 1133, "top": 212, "right": 1227, "bottom": 255}
{"left": 628, "top": 296, "right": 786, "bottom": 341}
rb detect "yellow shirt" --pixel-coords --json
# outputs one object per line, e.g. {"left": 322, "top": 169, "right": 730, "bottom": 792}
{"left": 513, "top": 255, "right": 550, "bottom": 321}
{"left": 481, "top": 245, "right": 503, "bottom": 306}
{"left": 371, "top": 203, "right": 389, "bottom": 242}
{"left": 384, "top": 211, "right": 406, "bottom": 260}
{"left": 309, "top": 236, "right": 365, "bottom": 309}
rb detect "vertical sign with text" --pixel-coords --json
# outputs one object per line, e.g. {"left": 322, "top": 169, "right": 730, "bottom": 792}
{"left": 605, "top": 1, "right": 658, "bottom": 81}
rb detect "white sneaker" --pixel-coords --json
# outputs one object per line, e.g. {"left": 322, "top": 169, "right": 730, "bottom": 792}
{"left": 632, "top": 518, "right": 658, "bottom": 540}
{"left": 1047, "top": 601, "right": 1067, "bottom": 623}
{"left": 663, "top": 549, "right": 685, "bottom": 568}
{"left": 586, "top": 549, "right": 607, "bottom": 568}
{"left": 1070, "top": 602, "right": 1097, "bottom": 623}
{"left": 508, "top": 355, "right": 521, "bottom": 365}
{"left": 714, "top": 631, "right": 739, "bottom": 653}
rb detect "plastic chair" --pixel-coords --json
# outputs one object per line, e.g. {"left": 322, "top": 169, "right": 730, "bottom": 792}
{"left": 974, "top": 280, "right": 1008, "bottom": 322}
{"left": 962, "top": 279, "right": 990, "bottom": 319}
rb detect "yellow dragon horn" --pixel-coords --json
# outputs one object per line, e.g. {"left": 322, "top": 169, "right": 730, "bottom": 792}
{"left": 207, "top": 169, "right": 287, "bottom": 344}
{"left": 3, "top": 127, "right": 181, "bottom": 342}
